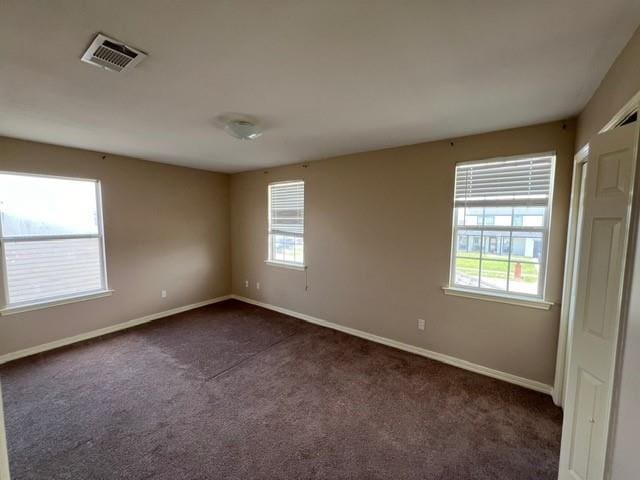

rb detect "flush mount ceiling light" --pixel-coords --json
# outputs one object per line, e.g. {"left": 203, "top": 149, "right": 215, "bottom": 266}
{"left": 223, "top": 118, "right": 263, "bottom": 140}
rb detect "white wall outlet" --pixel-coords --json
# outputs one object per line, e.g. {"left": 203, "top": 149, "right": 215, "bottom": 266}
{"left": 161, "top": 290, "right": 167, "bottom": 299}
{"left": 245, "top": 280, "right": 249, "bottom": 288}
{"left": 417, "top": 318, "right": 426, "bottom": 331}
{"left": 256, "top": 282, "right": 261, "bottom": 290}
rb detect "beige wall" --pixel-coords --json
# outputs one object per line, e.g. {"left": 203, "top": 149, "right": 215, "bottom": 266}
{"left": 576, "top": 26, "right": 640, "bottom": 149}
{"left": 231, "top": 120, "right": 575, "bottom": 386}
{"left": 0, "top": 137, "right": 230, "bottom": 356}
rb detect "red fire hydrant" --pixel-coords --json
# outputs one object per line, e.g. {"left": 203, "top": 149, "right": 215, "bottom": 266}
{"left": 514, "top": 262, "right": 522, "bottom": 280}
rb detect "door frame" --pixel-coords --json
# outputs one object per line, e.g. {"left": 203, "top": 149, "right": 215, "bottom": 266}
{"left": 554, "top": 90, "right": 640, "bottom": 479}
{"left": 554, "top": 91, "right": 640, "bottom": 407}
{"left": 552, "top": 147, "right": 589, "bottom": 406}
{"left": 0, "top": 382, "right": 9, "bottom": 480}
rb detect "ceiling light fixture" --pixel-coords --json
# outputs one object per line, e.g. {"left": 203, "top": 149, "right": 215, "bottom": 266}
{"left": 224, "top": 118, "right": 263, "bottom": 140}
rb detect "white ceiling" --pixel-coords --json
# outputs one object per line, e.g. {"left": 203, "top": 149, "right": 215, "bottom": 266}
{"left": 1, "top": 1, "right": 639, "bottom": 173}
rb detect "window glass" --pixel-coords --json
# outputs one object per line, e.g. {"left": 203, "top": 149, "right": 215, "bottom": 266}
{"left": 0, "top": 174, "right": 98, "bottom": 237}
{"left": 449, "top": 154, "right": 554, "bottom": 298}
{"left": 268, "top": 181, "right": 304, "bottom": 266}
{"left": 0, "top": 173, "right": 107, "bottom": 308}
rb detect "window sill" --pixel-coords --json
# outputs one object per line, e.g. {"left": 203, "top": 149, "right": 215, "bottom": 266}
{"left": 264, "top": 260, "right": 307, "bottom": 271}
{"left": 0, "top": 290, "right": 114, "bottom": 316}
{"left": 441, "top": 286, "right": 553, "bottom": 310}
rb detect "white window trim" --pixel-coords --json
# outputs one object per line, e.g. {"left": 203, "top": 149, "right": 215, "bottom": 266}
{"left": 442, "top": 286, "right": 553, "bottom": 310}
{"left": 447, "top": 152, "right": 556, "bottom": 302}
{"left": 264, "top": 260, "right": 307, "bottom": 271}
{"left": 0, "top": 289, "right": 114, "bottom": 316}
{"left": 267, "top": 179, "right": 305, "bottom": 268}
{"left": 0, "top": 172, "right": 111, "bottom": 313}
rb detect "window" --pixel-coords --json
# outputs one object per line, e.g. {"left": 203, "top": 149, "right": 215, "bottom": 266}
{"left": 449, "top": 153, "right": 555, "bottom": 298}
{"left": 267, "top": 180, "right": 304, "bottom": 267}
{"left": 0, "top": 172, "right": 108, "bottom": 311}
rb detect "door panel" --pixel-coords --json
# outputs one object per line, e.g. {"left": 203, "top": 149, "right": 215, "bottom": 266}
{"left": 595, "top": 149, "right": 632, "bottom": 197}
{"left": 582, "top": 218, "right": 621, "bottom": 339}
{"left": 568, "top": 368, "right": 602, "bottom": 480}
{"left": 559, "top": 123, "right": 639, "bottom": 480}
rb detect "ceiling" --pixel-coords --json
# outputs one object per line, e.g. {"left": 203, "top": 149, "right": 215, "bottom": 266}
{"left": 1, "top": 1, "right": 639, "bottom": 173}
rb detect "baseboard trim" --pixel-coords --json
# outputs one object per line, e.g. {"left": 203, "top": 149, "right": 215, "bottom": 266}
{"left": 231, "top": 295, "right": 553, "bottom": 396}
{"left": 0, "top": 295, "right": 232, "bottom": 365}
{"left": 0, "top": 293, "right": 553, "bottom": 395}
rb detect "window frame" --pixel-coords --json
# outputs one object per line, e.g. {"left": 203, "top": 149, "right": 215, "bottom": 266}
{"left": 0, "top": 171, "right": 110, "bottom": 314}
{"left": 266, "top": 179, "right": 306, "bottom": 270}
{"left": 447, "top": 152, "right": 556, "bottom": 302}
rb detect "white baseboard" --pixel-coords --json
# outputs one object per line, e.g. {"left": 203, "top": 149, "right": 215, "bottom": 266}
{"left": 0, "top": 291, "right": 555, "bottom": 393}
{"left": 231, "top": 294, "right": 553, "bottom": 396}
{"left": 0, "top": 295, "right": 232, "bottom": 365}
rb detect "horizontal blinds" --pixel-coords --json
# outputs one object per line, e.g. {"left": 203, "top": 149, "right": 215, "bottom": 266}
{"left": 4, "top": 237, "right": 104, "bottom": 305}
{"left": 269, "top": 181, "right": 304, "bottom": 236}
{"left": 455, "top": 155, "right": 554, "bottom": 206}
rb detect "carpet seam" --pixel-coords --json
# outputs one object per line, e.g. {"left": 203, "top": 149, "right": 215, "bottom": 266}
{"left": 202, "top": 330, "right": 302, "bottom": 384}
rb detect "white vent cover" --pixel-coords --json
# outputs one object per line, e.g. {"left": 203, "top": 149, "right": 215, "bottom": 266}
{"left": 81, "top": 33, "right": 147, "bottom": 72}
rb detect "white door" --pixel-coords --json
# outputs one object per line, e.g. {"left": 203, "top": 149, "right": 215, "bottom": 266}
{"left": 558, "top": 122, "right": 639, "bottom": 480}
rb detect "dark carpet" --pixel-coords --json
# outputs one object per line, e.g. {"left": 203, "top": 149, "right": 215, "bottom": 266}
{"left": 0, "top": 299, "right": 562, "bottom": 479}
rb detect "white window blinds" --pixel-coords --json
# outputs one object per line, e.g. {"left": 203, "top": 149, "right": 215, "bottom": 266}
{"left": 268, "top": 181, "right": 305, "bottom": 266}
{"left": 4, "top": 238, "right": 103, "bottom": 305}
{"left": 454, "top": 154, "right": 554, "bottom": 206}
{"left": 269, "top": 181, "right": 304, "bottom": 237}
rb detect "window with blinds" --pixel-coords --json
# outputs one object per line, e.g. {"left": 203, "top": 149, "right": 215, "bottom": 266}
{"left": 268, "top": 180, "right": 305, "bottom": 266}
{"left": 449, "top": 153, "right": 555, "bottom": 298}
{"left": 0, "top": 172, "right": 108, "bottom": 310}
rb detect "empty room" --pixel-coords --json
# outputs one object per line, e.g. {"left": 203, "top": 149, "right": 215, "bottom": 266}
{"left": 1, "top": 1, "right": 640, "bottom": 479}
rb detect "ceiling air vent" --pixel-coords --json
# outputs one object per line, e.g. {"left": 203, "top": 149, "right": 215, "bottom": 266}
{"left": 81, "top": 33, "right": 147, "bottom": 72}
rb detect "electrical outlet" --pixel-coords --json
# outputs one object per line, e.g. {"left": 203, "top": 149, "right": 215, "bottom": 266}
{"left": 161, "top": 290, "right": 167, "bottom": 299}
{"left": 256, "top": 282, "right": 261, "bottom": 290}
{"left": 417, "top": 318, "right": 425, "bottom": 331}
{"left": 245, "top": 280, "right": 249, "bottom": 288}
